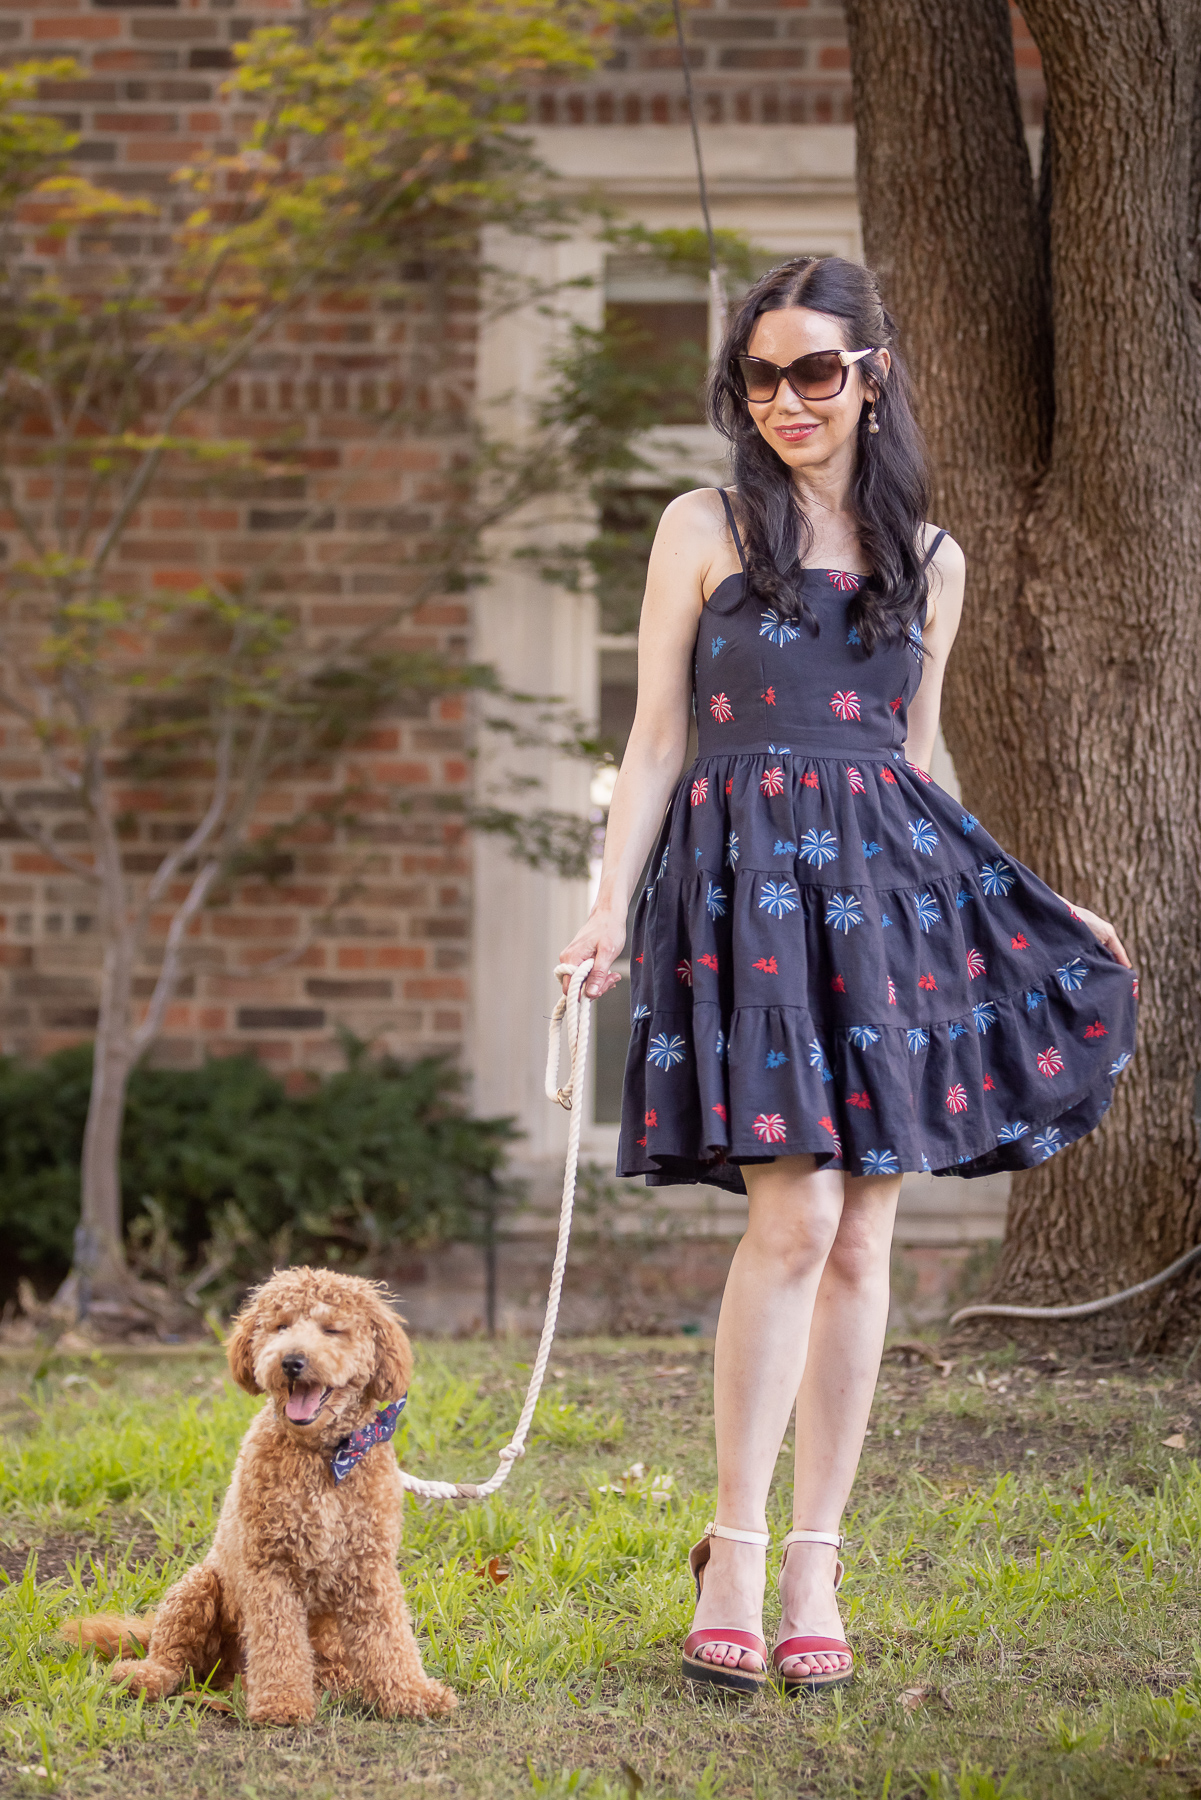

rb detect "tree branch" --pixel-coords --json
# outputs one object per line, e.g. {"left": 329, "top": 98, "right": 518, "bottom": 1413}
{"left": 0, "top": 791, "right": 99, "bottom": 883}
{"left": 130, "top": 856, "right": 220, "bottom": 1057}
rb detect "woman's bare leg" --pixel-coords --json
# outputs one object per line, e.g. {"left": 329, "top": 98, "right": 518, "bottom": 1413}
{"left": 689, "top": 1154, "right": 844, "bottom": 1672}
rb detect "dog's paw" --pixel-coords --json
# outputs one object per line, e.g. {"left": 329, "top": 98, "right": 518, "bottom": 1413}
{"left": 109, "top": 1659, "right": 181, "bottom": 1701}
{"left": 415, "top": 1679, "right": 457, "bottom": 1719}
{"left": 246, "top": 1693, "right": 317, "bottom": 1727}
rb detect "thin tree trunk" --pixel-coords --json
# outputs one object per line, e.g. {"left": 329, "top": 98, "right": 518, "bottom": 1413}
{"left": 845, "top": 0, "right": 1201, "bottom": 1344}
{"left": 74, "top": 933, "right": 137, "bottom": 1310}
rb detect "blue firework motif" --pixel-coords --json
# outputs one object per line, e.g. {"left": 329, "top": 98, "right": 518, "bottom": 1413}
{"left": 715, "top": 1029, "right": 727, "bottom": 1061}
{"left": 907, "top": 620, "right": 924, "bottom": 662}
{"left": 998, "top": 1121, "right": 1030, "bottom": 1142}
{"left": 1056, "top": 957, "right": 1088, "bottom": 993}
{"left": 711, "top": 635, "right": 726, "bottom": 657}
{"left": 848, "top": 1024, "right": 881, "bottom": 1049}
{"left": 980, "top": 859, "right": 1015, "bottom": 898}
{"left": 808, "top": 1038, "right": 833, "bottom": 1083}
{"left": 961, "top": 812, "right": 979, "bottom": 835}
{"left": 705, "top": 881, "right": 727, "bottom": 921}
{"left": 921, "top": 1151, "right": 932, "bottom": 1172}
{"left": 768, "top": 744, "right": 793, "bottom": 755}
{"left": 847, "top": 626, "right": 861, "bottom": 646}
{"left": 972, "top": 1001, "right": 998, "bottom": 1034}
{"left": 912, "top": 890, "right": 942, "bottom": 933}
{"left": 1109, "top": 1051, "right": 1132, "bottom": 1077}
{"left": 908, "top": 818, "right": 939, "bottom": 856}
{"left": 759, "top": 609, "right": 802, "bottom": 646}
{"left": 773, "top": 838, "right": 798, "bottom": 856}
{"left": 863, "top": 839, "right": 882, "bottom": 859}
{"left": 725, "top": 830, "right": 739, "bottom": 867}
{"left": 646, "top": 842, "right": 669, "bottom": 898}
{"left": 948, "top": 1021, "right": 968, "bottom": 1040}
{"left": 1025, "top": 987, "right": 1047, "bottom": 1012}
{"left": 647, "top": 1033, "right": 686, "bottom": 1070}
{"left": 632, "top": 1003, "right": 650, "bottom": 1022}
{"left": 1033, "top": 1126, "right": 1062, "bottom": 1161}
{"left": 956, "top": 889, "right": 970, "bottom": 909}
{"left": 799, "top": 828, "right": 839, "bottom": 867}
{"left": 695, "top": 847, "right": 703, "bottom": 864}
{"left": 880, "top": 911, "right": 893, "bottom": 928}
{"left": 907, "top": 1027, "right": 929, "bottom": 1054}
{"left": 766, "top": 1049, "right": 790, "bottom": 1069}
{"left": 863, "top": 1147, "right": 901, "bottom": 1175}
{"left": 759, "top": 879, "right": 800, "bottom": 919}
{"left": 825, "top": 892, "right": 865, "bottom": 933}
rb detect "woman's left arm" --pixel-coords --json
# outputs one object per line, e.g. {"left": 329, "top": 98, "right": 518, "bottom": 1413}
{"left": 904, "top": 530, "right": 1133, "bottom": 970}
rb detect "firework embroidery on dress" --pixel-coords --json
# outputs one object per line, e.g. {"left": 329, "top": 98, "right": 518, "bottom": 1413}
{"left": 946, "top": 1083, "right": 969, "bottom": 1114}
{"left": 972, "top": 1001, "right": 998, "bottom": 1034}
{"left": 801, "top": 768, "right": 819, "bottom": 788}
{"left": 980, "top": 860, "right": 1015, "bottom": 897}
{"left": 921, "top": 1152, "right": 932, "bottom": 1172}
{"left": 880, "top": 767, "right": 897, "bottom": 783}
{"left": 710, "top": 692, "right": 734, "bottom": 723}
{"left": 918, "top": 971, "right": 938, "bottom": 991}
{"left": 846, "top": 626, "right": 861, "bottom": 646}
{"left": 906, "top": 760, "right": 933, "bottom": 785}
{"left": 726, "top": 829, "right": 739, "bottom": 866}
{"left": 863, "top": 840, "right": 882, "bottom": 859}
{"left": 825, "top": 892, "right": 865, "bottom": 933}
{"left": 862, "top": 1148, "right": 900, "bottom": 1175}
{"left": 948, "top": 1020, "right": 967, "bottom": 1039}
{"left": 644, "top": 1108, "right": 658, "bottom": 1129}
{"left": 753, "top": 1112, "right": 788, "bottom": 1144}
{"left": 819, "top": 1115, "right": 842, "bottom": 1155}
{"left": 965, "top": 947, "right": 987, "bottom": 979}
{"left": 711, "top": 636, "right": 726, "bottom": 658}
{"left": 761, "top": 685, "right": 776, "bottom": 706}
{"left": 846, "top": 765, "right": 866, "bottom": 794}
{"left": 880, "top": 912, "right": 893, "bottom": 927}
{"left": 1083, "top": 1019, "right": 1108, "bottom": 1039}
{"left": 715, "top": 1029, "right": 727, "bottom": 1061}
{"left": 695, "top": 848, "right": 703, "bottom": 864}
{"left": 752, "top": 955, "right": 779, "bottom": 975}
{"left": 912, "top": 891, "right": 942, "bottom": 932}
{"left": 809, "top": 1039, "right": 834, "bottom": 1083}
{"left": 1011, "top": 933, "right": 1030, "bottom": 950}
{"left": 766, "top": 1049, "right": 790, "bottom": 1069}
{"left": 848, "top": 1024, "right": 881, "bottom": 1049}
{"left": 705, "top": 882, "right": 727, "bottom": 920}
{"left": 771, "top": 745, "right": 794, "bottom": 756}
{"left": 956, "top": 889, "right": 970, "bottom": 910}
{"left": 711, "top": 1101, "right": 727, "bottom": 1121}
{"left": 907, "top": 1027, "right": 930, "bottom": 1054}
{"left": 830, "top": 973, "right": 846, "bottom": 992}
{"left": 1056, "top": 957, "right": 1088, "bottom": 992}
{"left": 983, "top": 1074, "right": 996, "bottom": 1091}
{"left": 888, "top": 978, "right": 897, "bottom": 1005}
{"left": 646, "top": 843, "right": 669, "bottom": 898}
{"left": 847, "top": 1091, "right": 872, "bottom": 1109}
{"left": 800, "top": 828, "right": 839, "bottom": 867}
{"left": 773, "top": 838, "right": 798, "bottom": 856}
{"left": 908, "top": 818, "right": 939, "bottom": 855}
{"left": 829, "top": 569, "right": 861, "bottom": 592}
{"left": 760, "top": 608, "right": 802, "bottom": 646}
{"left": 760, "top": 765, "right": 785, "bottom": 797}
{"left": 675, "top": 960, "right": 692, "bottom": 986}
{"left": 696, "top": 953, "right": 719, "bottom": 972}
{"left": 632, "top": 1003, "right": 650, "bottom": 1024}
{"left": 690, "top": 777, "right": 709, "bottom": 806}
{"left": 1033, "top": 1126, "right": 1062, "bottom": 1161}
{"left": 759, "top": 879, "right": 800, "bottom": 919}
{"left": 998, "top": 1121, "right": 1030, "bottom": 1142}
{"left": 647, "top": 1033, "right": 686, "bottom": 1069}
{"left": 829, "top": 690, "right": 862, "bottom": 721}
{"left": 1036, "top": 1045, "right": 1065, "bottom": 1078}
{"left": 907, "top": 620, "right": 924, "bottom": 661}
{"left": 961, "top": 813, "right": 978, "bottom": 834}
{"left": 1109, "top": 1051, "right": 1132, "bottom": 1077}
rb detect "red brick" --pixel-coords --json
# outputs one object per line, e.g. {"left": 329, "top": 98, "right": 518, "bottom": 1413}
{"left": 33, "top": 15, "right": 120, "bottom": 37}
{"left": 403, "top": 978, "right": 467, "bottom": 1001}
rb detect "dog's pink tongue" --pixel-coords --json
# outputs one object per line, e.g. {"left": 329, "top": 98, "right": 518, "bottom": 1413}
{"left": 286, "top": 1383, "right": 324, "bottom": 1423}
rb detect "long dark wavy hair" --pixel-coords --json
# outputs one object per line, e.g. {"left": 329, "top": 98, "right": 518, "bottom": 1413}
{"left": 706, "top": 256, "right": 931, "bottom": 653}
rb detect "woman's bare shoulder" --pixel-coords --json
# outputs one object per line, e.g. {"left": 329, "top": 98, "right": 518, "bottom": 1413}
{"left": 922, "top": 521, "right": 965, "bottom": 576}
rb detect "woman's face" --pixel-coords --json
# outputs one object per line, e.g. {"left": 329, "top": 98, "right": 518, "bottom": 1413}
{"left": 742, "top": 305, "right": 889, "bottom": 475}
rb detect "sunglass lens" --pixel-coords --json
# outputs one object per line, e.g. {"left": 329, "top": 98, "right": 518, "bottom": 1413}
{"left": 734, "top": 357, "right": 779, "bottom": 402}
{"left": 787, "top": 353, "right": 845, "bottom": 399}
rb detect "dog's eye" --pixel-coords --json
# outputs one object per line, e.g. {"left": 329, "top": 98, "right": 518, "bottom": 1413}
{"left": 321, "top": 1326, "right": 343, "bottom": 1336}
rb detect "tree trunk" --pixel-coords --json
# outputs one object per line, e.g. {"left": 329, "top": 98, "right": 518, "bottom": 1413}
{"left": 845, "top": 0, "right": 1201, "bottom": 1345}
{"left": 73, "top": 932, "right": 137, "bottom": 1313}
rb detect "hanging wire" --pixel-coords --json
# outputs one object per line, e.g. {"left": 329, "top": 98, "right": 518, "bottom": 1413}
{"left": 670, "top": 0, "right": 727, "bottom": 345}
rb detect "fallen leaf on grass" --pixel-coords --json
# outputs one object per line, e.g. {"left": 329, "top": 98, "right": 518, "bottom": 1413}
{"left": 654, "top": 1366, "right": 689, "bottom": 1378}
{"left": 1162, "top": 1434, "right": 1187, "bottom": 1450}
{"left": 472, "top": 1556, "right": 510, "bottom": 1584}
{"left": 900, "top": 1683, "right": 946, "bottom": 1712}
{"left": 884, "top": 1341, "right": 954, "bottom": 1378}
{"left": 620, "top": 1761, "right": 644, "bottom": 1798}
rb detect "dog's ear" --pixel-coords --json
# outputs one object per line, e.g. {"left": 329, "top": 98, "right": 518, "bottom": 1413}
{"left": 225, "top": 1291, "right": 263, "bottom": 1394}
{"left": 365, "top": 1294, "right": 412, "bottom": 1405}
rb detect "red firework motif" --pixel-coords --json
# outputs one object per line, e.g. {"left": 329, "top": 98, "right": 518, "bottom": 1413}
{"left": 1084, "top": 1019, "right": 1108, "bottom": 1039}
{"left": 965, "top": 947, "right": 986, "bottom": 979}
{"left": 696, "top": 952, "right": 719, "bottom": 972}
{"left": 645, "top": 1108, "right": 658, "bottom": 1128}
{"left": 889, "top": 697, "right": 903, "bottom": 715}
{"left": 635, "top": 954, "right": 643, "bottom": 964}
{"left": 888, "top": 978, "right": 897, "bottom": 1005}
{"left": 753, "top": 1112, "right": 788, "bottom": 1144}
{"left": 829, "top": 689, "right": 862, "bottom": 721}
{"left": 1036, "top": 1045, "right": 1065, "bottom": 1078}
{"left": 830, "top": 973, "right": 846, "bottom": 993}
{"left": 710, "top": 692, "right": 734, "bottom": 723}
{"left": 828, "top": 568, "right": 861, "bottom": 592}
{"left": 725, "top": 778, "right": 734, "bottom": 795}
{"left": 983, "top": 1074, "right": 996, "bottom": 1091}
{"left": 918, "top": 972, "right": 938, "bottom": 991}
{"left": 802, "top": 770, "right": 820, "bottom": 789}
{"left": 880, "top": 767, "right": 897, "bottom": 784}
{"left": 946, "top": 1083, "right": 968, "bottom": 1114}
{"left": 819, "top": 1115, "right": 843, "bottom": 1155}
{"left": 711, "top": 1101, "right": 727, "bottom": 1121}
{"left": 846, "top": 765, "right": 866, "bottom": 794}
{"left": 761, "top": 685, "right": 777, "bottom": 706}
{"left": 1133, "top": 975, "right": 1139, "bottom": 998}
{"left": 760, "top": 765, "right": 785, "bottom": 797}
{"left": 675, "top": 960, "right": 693, "bottom": 985}
{"left": 636, "top": 1135, "right": 646, "bottom": 1147}
{"left": 847, "top": 1091, "right": 872, "bottom": 1110}
{"left": 1011, "top": 934, "right": 1029, "bottom": 950}
{"left": 906, "top": 760, "right": 933, "bottom": 784}
{"left": 691, "top": 776, "right": 709, "bottom": 806}
{"left": 753, "top": 955, "right": 779, "bottom": 975}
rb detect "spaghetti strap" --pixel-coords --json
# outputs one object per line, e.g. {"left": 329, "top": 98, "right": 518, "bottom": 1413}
{"left": 921, "top": 527, "right": 948, "bottom": 569}
{"left": 718, "top": 488, "right": 747, "bottom": 572}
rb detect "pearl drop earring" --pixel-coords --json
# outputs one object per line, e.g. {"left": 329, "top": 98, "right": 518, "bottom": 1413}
{"left": 867, "top": 403, "right": 880, "bottom": 436}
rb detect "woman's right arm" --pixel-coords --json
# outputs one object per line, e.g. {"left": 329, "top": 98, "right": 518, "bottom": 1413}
{"left": 559, "top": 489, "right": 727, "bottom": 998}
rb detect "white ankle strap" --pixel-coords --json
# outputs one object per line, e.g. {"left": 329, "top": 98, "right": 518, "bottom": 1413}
{"left": 780, "top": 1528, "right": 844, "bottom": 1550}
{"left": 704, "top": 1520, "right": 770, "bottom": 1547}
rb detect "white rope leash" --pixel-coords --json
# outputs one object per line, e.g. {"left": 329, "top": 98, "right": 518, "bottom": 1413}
{"left": 398, "top": 958, "right": 593, "bottom": 1500}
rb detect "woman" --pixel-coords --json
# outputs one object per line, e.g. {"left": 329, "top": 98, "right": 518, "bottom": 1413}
{"left": 558, "top": 256, "right": 1137, "bottom": 1697}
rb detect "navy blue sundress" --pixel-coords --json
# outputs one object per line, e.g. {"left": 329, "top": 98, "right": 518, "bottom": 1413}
{"left": 616, "top": 498, "right": 1138, "bottom": 1192}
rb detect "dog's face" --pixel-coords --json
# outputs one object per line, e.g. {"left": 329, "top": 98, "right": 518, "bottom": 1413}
{"left": 225, "top": 1268, "right": 412, "bottom": 1444}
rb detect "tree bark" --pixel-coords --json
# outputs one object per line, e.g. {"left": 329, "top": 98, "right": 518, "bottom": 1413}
{"left": 75, "top": 930, "right": 137, "bottom": 1309}
{"left": 845, "top": 0, "right": 1201, "bottom": 1344}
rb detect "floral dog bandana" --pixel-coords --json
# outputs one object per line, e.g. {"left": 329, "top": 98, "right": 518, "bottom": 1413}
{"left": 330, "top": 1394, "right": 407, "bottom": 1486}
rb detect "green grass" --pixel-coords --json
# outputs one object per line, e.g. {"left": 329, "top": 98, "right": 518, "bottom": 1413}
{"left": 4, "top": 1337, "right": 1201, "bottom": 1797}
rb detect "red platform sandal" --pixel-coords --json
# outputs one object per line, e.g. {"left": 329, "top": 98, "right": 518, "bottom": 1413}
{"left": 772, "top": 1528, "right": 854, "bottom": 1695}
{"left": 681, "top": 1522, "right": 770, "bottom": 1696}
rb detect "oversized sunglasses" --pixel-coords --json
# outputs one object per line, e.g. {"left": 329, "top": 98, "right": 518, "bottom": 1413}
{"left": 730, "top": 346, "right": 879, "bottom": 405}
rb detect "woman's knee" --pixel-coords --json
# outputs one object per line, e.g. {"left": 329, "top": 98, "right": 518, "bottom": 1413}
{"left": 823, "top": 1207, "right": 895, "bottom": 1289}
{"left": 743, "top": 1198, "right": 841, "bottom": 1279}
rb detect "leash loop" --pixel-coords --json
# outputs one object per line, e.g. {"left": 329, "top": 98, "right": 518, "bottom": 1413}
{"left": 398, "top": 958, "right": 594, "bottom": 1501}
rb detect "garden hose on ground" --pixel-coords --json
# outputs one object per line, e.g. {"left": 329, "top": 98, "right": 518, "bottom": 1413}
{"left": 949, "top": 1241, "right": 1201, "bottom": 1326}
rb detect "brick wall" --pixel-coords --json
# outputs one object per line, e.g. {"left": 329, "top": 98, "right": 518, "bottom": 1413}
{"left": 0, "top": 0, "right": 476, "bottom": 1076}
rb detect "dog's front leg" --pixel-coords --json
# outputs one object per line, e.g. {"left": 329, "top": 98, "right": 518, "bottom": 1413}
{"left": 339, "top": 1565, "right": 456, "bottom": 1720}
{"left": 241, "top": 1575, "right": 317, "bottom": 1725}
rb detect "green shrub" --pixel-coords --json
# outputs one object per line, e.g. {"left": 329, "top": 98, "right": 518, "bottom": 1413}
{"left": 0, "top": 1042, "right": 519, "bottom": 1297}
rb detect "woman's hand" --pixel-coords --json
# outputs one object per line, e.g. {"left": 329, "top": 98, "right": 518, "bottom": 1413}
{"left": 1060, "top": 898, "right": 1132, "bottom": 969}
{"left": 559, "top": 909, "right": 627, "bottom": 999}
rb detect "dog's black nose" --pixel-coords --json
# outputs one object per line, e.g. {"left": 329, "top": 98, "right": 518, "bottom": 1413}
{"left": 281, "top": 1353, "right": 306, "bottom": 1379}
